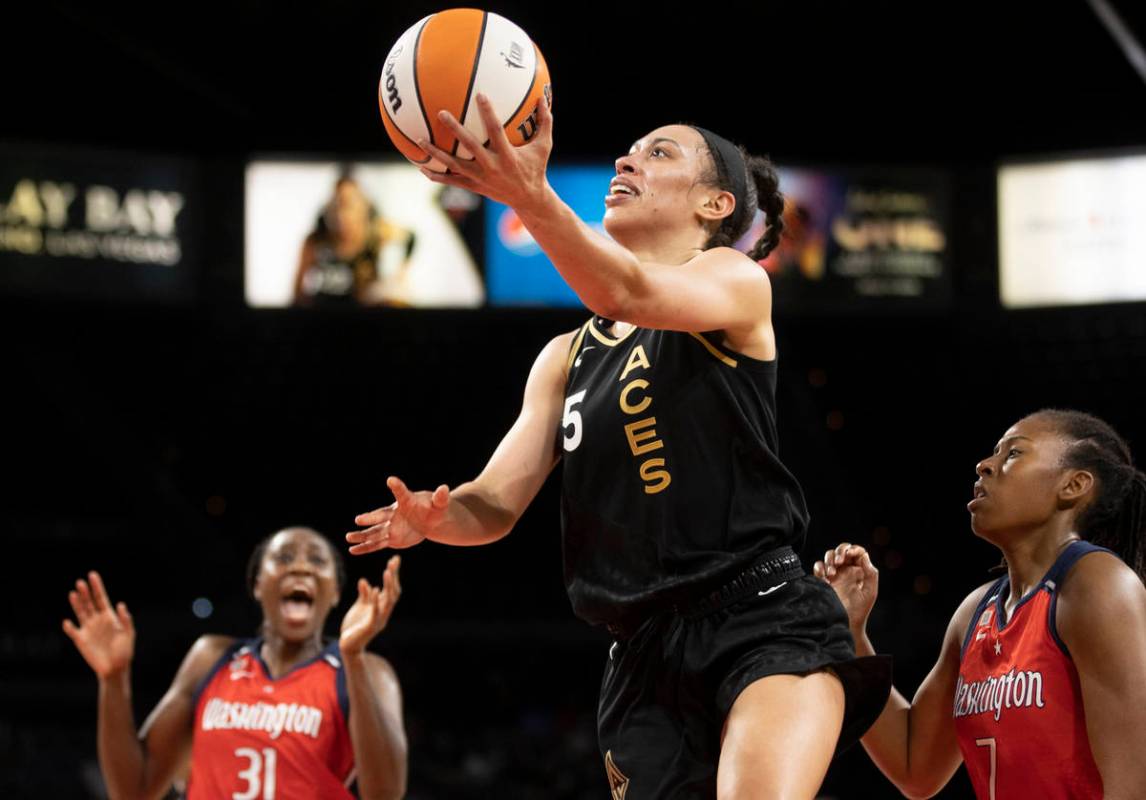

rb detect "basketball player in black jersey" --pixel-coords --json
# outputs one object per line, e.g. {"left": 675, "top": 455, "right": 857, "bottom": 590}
{"left": 348, "top": 94, "right": 890, "bottom": 798}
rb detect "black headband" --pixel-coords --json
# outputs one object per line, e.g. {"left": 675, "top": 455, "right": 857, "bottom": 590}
{"left": 691, "top": 126, "right": 749, "bottom": 236}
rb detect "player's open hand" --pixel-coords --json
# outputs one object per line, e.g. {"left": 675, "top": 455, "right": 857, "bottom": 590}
{"left": 63, "top": 571, "right": 135, "bottom": 680}
{"left": 339, "top": 556, "right": 402, "bottom": 657}
{"left": 346, "top": 476, "right": 449, "bottom": 555}
{"left": 416, "top": 90, "right": 553, "bottom": 209}
{"left": 813, "top": 543, "right": 879, "bottom": 633}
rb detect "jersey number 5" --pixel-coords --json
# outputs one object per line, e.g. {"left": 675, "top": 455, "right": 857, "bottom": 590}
{"left": 563, "top": 390, "right": 587, "bottom": 452}
{"left": 234, "top": 746, "right": 277, "bottom": 800}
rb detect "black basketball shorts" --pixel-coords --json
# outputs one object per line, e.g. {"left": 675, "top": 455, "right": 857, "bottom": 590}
{"left": 597, "top": 549, "right": 892, "bottom": 799}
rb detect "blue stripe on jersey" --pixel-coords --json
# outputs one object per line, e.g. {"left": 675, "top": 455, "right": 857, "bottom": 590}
{"left": 331, "top": 642, "right": 351, "bottom": 724}
{"left": 1046, "top": 541, "right": 1115, "bottom": 659}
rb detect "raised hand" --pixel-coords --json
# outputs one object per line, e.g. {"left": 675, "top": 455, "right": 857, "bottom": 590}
{"left": 339, "top": 556, "right": 402, "bottom": 657}
{"left": 812, "top": 543, "right": 879, "bottom": 633}
{"left": 346, "top": 476, "right": 449, "bottom": 556}
{"left": 415, "top": 90, "right": 554, "bottom": 209}
{"left": 63, "top": 571, "right": 135, "bottom": 680}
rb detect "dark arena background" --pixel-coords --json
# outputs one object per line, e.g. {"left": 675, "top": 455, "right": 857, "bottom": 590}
{"left": 5, "top": 1, "right": 1146, "bottom": 797}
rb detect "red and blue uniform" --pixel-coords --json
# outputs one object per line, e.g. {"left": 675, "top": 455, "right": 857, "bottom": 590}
{"left": 187, "top": 638, "right": 355, "bottom": 799}
{"left": 953, "top": 541, "right": 1108, "bottom": 799}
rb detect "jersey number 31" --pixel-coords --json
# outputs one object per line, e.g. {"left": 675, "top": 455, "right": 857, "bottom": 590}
{"left": 234, "top": 747, "right": 277, "bottom": 800}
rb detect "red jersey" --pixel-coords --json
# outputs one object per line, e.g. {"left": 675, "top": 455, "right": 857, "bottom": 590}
{"left": 953, "top": 542, "right": 1107, "bottom": 800}
{"left": 187, "top": 638, "right": 356, "bottom": 800}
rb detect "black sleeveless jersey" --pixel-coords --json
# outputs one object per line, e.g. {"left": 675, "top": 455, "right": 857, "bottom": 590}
{"left": 298, "top": 233, "right": 381, "bottom": 308}
{"left": 559, "top": 316, "right": 810, "bottom": 630}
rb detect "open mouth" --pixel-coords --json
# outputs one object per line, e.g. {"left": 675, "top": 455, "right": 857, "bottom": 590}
{"left": 606, "top": 179, "right": 640, "bottom": 204}
{"left": 968, "top": 483, "right": 989, "bottom": 512}
{"left": 281, "top": 587, "right": 315, "bottom": 624}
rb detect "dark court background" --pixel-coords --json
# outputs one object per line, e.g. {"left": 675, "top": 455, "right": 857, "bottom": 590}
{"left": 4, "top": 1, "right": 1146, "bottom": 797}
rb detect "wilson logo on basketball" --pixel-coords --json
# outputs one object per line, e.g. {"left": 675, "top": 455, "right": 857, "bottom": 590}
{"left": 517, "top": 84, "right": 553, "bottom": 143}
{"left": 383, "top": 58, "right": 402, "bottom": 114}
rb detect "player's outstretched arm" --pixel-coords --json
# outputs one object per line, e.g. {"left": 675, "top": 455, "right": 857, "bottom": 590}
{"left": 340, "top": 556, "right": 407, "bottom": 800}
{"left": 64, "top": 571, "right": 231, "bottom": 800}
{"left": 347, "top": 330, "right": 573, "bottom": 555}
{"left": 1057, "top": 553, "right": 1146, "bottom": 799}
{"left": 815, "top": 545, "right": 979, "bottom": 799}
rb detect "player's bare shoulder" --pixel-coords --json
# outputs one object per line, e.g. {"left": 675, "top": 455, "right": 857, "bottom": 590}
{"left": 533, "top": 326, "right": 584, "bottom": 384}
{"left": 1057, "top": 551, "right": 1146, "bottom": 626}
{"left": 189, "top": 634, "right": 238, "bottom": 661}
{"left": 944, "top": 580, "right": 999, "bottom": 653}
{"left": 174, "top": 635, "right": 238, "bottom": 689}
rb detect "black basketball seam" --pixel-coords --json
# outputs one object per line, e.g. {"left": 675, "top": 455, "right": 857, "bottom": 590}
{"left": 453, "top": 10, "right": 489, "bottom": 159}
{"left": 501, "top": 40, "right": 540, "bottom": 146}
{"left": 412, "top": 16, "right": 436, "bottom": 153}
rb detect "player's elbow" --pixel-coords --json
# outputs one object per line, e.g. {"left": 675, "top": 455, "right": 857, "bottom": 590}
{"left": 586, "top": 290, "right": 629, "bottom": 323}
{"left": 110, "top": 785, "right": 166, "bottom": 800}
{"left": 375, "top": 779, "right": 408, "bottom": 800}
{"left": 455, "top": 483, "right": 522, "bottom": 544}
{"left": 361, "top": 770, "right": 407, "bottom": 800}
{"left": 488, "top": 518, "right": 517, "bottom": 542}
{"left": 472, "top": 500, "right": 519, "bottom": 544}
{"left": 897, "top": 777, "right": 946, "bottom": 800}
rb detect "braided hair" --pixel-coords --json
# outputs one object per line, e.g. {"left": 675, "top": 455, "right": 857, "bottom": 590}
{"left": 696, "top": 144, "right": 785, "bottom": 261}
{"left": 1033, "top": 409, "right": 1146, "bottom": 580}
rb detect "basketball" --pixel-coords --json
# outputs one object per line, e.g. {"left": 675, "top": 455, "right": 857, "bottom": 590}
{"left": 378, "top": 9, "right": 552, "bottom": 173}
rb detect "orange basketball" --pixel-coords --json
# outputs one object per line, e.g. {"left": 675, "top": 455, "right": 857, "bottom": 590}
{"left": 378, "top": 9, "right": 552, "bottom": 173}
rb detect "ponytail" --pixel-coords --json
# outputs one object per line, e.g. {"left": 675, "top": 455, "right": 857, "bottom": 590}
{"left": 745, "top": 154, "right": 785, "bottom": 261}
{"left": 1092, "top": 466, "right": 1146, "bottom": 580}
{"left": 696, "top": 140, "right": 786, "bottom": 261}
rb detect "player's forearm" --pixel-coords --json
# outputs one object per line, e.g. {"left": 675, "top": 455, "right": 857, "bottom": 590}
{"left": 96, "top": 670, "right": 148, "bottom": 800}
{"left": 344, "top": 654, "right": 407, "bottom": 800}
{"left": 1095, "top": 738, "right": 1146, "bottom": 800}
{"left": 424, "top": 481, "right": 520, "bottom": 546}
{"left": 853, "top": 630, "right": 927, "bottom": 798}
{"left": 515, "top": 185, "right": 643, "bottom": 318}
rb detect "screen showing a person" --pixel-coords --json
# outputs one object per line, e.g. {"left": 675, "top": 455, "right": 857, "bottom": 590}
{"left": 245, "top": 160, "right": 484, "bottom": 308}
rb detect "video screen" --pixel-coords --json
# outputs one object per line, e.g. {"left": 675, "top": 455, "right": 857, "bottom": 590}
{"left": 244, "top": 159, "right": 952, "bottom": 313}
{"left": 743, "top": 166, "right": 951, "bottom": 312}
{"left": 488, "top": 163, "right": 951, "bottom": 311}
{"left": 484, "top": 166, "right": 613, "bottom": 307}
{"left": 999, "top": 153, "right": 1146, "bottom": 308}
{"left": 245, "top": 160, "right": 484, "bottom": 308}
{"left": 0, "top": 143, "right": 197, "bottom": 302}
